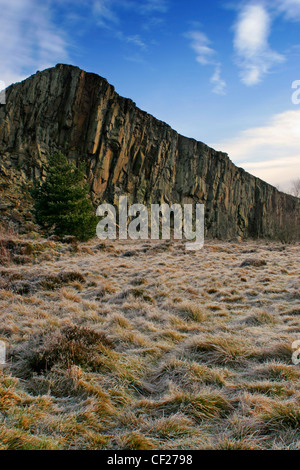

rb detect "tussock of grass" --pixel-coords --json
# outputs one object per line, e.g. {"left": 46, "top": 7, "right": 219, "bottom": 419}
{"left": 238, "top": 380, "right": 293, "bottom": 398}
{"left": 39, "top": 271, "right": 86, "bottom": 290}
{"left": 262, "top": 402, "right": 300, "bottom": 430}
{"left": 146, "top": 414, "right": 197, "bottom": 439}
{"left": 158, "top": 329, "right": 185, "bottom": 343}
{"left": 176, "top": 301, "right": 207, "bottom": 322}
{"left": 95, "top": 281, "right": 116, "bottom": 298}
{"left": 0, "top": 382, "right": 22, "bottom": 411}
{"left": 187, "top": 335, "right": 252, "bottom": 365}
{"left": 27, "top": 364, "right": 89, "bottom": 398}
{"left": 130, "top": 287, "right": 155, "bottom": 304}
{"left": 10, "top": 325, "right": 114, "bottom": 379}
{"left": 117, "top": 431, "right": 156, "bottom": 450}
{"left": 251, "top": 342, "right": 294, "bottom": 364}
{"left": 150, "top": 358, "right": 227, "bottom": 392}
{"left": 240, "top": 259, "right": 267, "bottom": 268}
{"left": 0, "top": 428, "right": 61, "bottom": 450}
{"left": 0, "top": 239, "right": 12, "bottom": 266}
{"left": 137, "top": 389, "right": 232, "bottom": 422}
{"left": 252, "top": 361, "right": 300, "bottom": 381}
{"left": 216, "top": 436, "right": 263, "bottom": 450}
{"left": 245, "top": 311, "right": 277, "bottom": 326}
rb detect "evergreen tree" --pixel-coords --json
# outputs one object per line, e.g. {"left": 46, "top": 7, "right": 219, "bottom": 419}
{"left": 33, "top": 152, "right": 97, "bottom": 241}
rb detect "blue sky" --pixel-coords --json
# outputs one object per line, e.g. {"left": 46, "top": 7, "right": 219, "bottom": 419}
{"left": 0, "top": 0, "right": 300, "bottom": 190}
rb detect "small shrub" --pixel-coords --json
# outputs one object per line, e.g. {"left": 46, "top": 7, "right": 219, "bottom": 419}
{"left": 32, "top": 152, "right": 98, "bottom": 241}
{"left": 10, "top": 325, "right": 114, "bottom": 378}
{"left": 39, "top": 271, "right": 86, "bottom": 290}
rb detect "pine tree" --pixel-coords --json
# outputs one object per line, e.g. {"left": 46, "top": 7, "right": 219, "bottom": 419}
{"left": 33, "top": 152, "right": 97, "bottom": 241}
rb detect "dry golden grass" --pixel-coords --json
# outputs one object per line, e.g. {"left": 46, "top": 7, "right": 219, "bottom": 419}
{"left": 0, "top": 236, "right": 299, "bottom": 449}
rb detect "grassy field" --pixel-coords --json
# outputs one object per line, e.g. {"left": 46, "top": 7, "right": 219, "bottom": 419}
{"left": 0, "top": 230, "right": 299, "bottom": 450}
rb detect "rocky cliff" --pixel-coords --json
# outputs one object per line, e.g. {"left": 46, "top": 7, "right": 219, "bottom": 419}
{"left": 0, "top": 64, "right": 299, "bottom": 239}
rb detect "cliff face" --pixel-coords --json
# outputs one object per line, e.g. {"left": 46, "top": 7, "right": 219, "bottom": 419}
{"left": 0, "top": 64, "right": 299, "bottom": 238}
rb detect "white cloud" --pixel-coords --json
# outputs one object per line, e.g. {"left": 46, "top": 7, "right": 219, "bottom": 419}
{"left": 92, "top": 0, "right": 167, "bottom": 52}
{"left": 139, "top": 0, "right": 168, "bottom": 13}
{"left": 126, "top": 35, "right": 147, "bottom": 49}
{"left": 241, "top": 156, "right": 300, "bottom": 191}
{"left": 211, "top": 109, "right": 300, "bottom": 189}
{"left": 0, "top": 0, "right": 68, "bottom": 87}
{"left": 0, "top": 0, "right": 166, "bottom": 88}
{"left": 186, "top": 31, "right": 227, "bottom": 94}
{"left": 92, "top": 0, "right": 168, "bottom": 27}
{"left": 186, "top": 31, "right": 216, "bottom": 65}
{"left": 234, "top": 4, "right": 285, "bottom": 85}
{"left": 274, "top": 0, "right": 300, "bottom": 20}
{"left": 210, "top": 66, "right": 227, "bottom": 95}
{"left": 93, "top": 0, "right": 119, "bottom": 27}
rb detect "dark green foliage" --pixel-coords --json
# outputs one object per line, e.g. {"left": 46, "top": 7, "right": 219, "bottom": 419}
{"left": 33, "top": 153, "right": 97, "bottom": 241}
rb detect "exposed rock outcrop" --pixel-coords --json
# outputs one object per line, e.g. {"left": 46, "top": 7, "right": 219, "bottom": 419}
{"left": 0, "top": 64, "right": 299, "bottom": 239}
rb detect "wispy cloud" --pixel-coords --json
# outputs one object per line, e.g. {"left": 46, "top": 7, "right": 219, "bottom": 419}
{"left": 139, "top": 0, "right": 168, "bottom": 14}
{"left": 186, "top": 31, "right": 217, "bottom": 65}
{"left": 91, "top": 0, "right": 168, "bottom": 52}
{"left": 126, "top": 35, "right": 147, "bottom": 49}
{"left": 92, "top": 0, "right": 119, "bottom": 27}
{"left": 273, "top": 0, "right": 300, "bottom": 21}
{"left": 186, "top": 30, "right": 227, "bottom": 95}
{"left": 0, "top": 0, "right": 168, "bottom": 87}
{"left": 92, "top": 0, "right": 168, "bottom": 28}
{"left": 0, "top": 0, "right": 68, "bottom": 86}
{"left": 210, "top": 66, "right": 227, "bottom": 95}
{"left": 212, "top": 109, "right": 300, "bottom": 188}
{"left": 233, "top": 4, "right": 285, "bottom": 85}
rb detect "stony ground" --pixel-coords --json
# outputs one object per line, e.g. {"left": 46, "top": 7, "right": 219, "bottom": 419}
{"left": 0, "top": 233, "right": 299, "bottom": 450}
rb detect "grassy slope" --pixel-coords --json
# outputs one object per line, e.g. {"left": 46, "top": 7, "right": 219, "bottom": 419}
{"left": 0, "top": 234, "right": 300, "bottom": 450}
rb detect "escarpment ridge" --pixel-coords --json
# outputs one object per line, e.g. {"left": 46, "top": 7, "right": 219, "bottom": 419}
{"left": 0, "top": 64, "right": 299, "bottom": 239}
